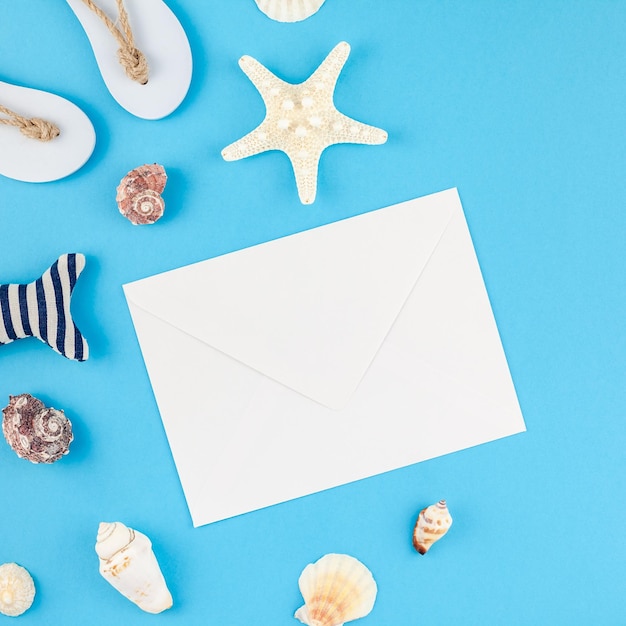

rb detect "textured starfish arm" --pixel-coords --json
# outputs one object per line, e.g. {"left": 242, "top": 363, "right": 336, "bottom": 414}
{"left": 305, "top": 41, "right": 351, "bottom": 102}
{"left": 327, "top": 112, "right": 388, "bottom": 146}
{"left": 286, "top": 148, "right": 323, "bottom": 205}
{"left": 238, "top": 55, "right": 289, "bottom": 108}
{"left": 222, "top": 124, "right": 278, "bottom": 161}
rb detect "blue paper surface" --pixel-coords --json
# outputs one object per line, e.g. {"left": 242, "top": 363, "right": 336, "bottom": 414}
{"left": 0, "top": 1, "right": 625, "bottom": 623}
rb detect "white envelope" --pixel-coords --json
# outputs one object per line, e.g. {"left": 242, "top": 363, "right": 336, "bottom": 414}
{"left": 123, "top": 188, "right": 525, "bottom": 527}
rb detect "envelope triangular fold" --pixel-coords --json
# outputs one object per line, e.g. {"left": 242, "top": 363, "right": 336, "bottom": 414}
{"left": 124, "top": 192, "right": 455, "bottom": 408}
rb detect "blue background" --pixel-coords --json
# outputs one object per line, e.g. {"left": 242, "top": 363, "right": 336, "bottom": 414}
{"left": 1, "top": 1, "right": 625, "bottom": 623}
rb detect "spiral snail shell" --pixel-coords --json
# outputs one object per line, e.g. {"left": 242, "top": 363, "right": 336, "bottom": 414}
{"left": 2, "top": 394, "right": 73, "bottom": 464}
{"left": 116, "top": 164, "right": 167, "bottom": 225}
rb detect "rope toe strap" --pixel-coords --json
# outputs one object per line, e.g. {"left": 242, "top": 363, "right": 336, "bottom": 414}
{"left": 117, "top": 45, "right": 149, "bottom": 85}
{"left": 0, "top": 105, "right": 60, "bottom": 142}
{"left": 80, "top": 0, "right": 149, "bottom": 85}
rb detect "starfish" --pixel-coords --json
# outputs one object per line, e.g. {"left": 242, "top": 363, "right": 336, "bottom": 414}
{"left": 221, "top": 41, "right": 388, "bottom": 205}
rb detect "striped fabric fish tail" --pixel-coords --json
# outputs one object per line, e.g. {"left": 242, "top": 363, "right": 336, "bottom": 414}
{"left": 0, "top": 253, "right": 89, "bottom": 361}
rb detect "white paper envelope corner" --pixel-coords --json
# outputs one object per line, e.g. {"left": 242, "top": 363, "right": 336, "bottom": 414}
{"left": 124, "top": 188, "right": 525, "bottom": 527}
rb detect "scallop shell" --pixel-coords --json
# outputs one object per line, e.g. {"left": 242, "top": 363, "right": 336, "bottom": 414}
{"left": 96, "top": 522, "right": 173, "bottom": 614}
{"left": 116, "top": 163, "right": 167, "bottom": 225}
{"left": 412, "top": 500, "right": 453, "bottom": 555}
{"left": 295, "top": 554, "right": 377, "bottom": 626}
{"left": 2, "top": 394, "right": 73, "bottom": 464}
{"left": 254, "top": 0, "right": 326, "bottom": 22}
{"left": 0, "top": 563, "right": 35, "bottom": 617}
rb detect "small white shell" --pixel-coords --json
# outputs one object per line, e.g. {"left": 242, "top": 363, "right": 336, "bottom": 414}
{"left": 254, "top": 0, "right": 326, "bottom": 22}
{"left": 295, "top": 553, "right": 377, "bottom": 626}
{"left": 95, "top": 522, "right": 172, "bottom": 614}
{"left": 0, "top": 563, "right": 36, "bottom": 617}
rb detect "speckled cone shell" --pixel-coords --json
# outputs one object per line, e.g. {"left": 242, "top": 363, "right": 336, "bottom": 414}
{"left": 295, "top": 554, "right": 377, "bottom": 626}
{"left": 0, "top": 563, "right": 35, "bottom": 617}
{"left": 2, "top": 394, "right": 73, "bottom": 463}
{"left": 412, "top": 500, "right": 453, "bottom": 555}
{"left": 96, "top": 522, "right": 173, "bottom": 614}
{"left": 254, "top": 0, "right": 326, "bottom": 22}
{"left": 116, "top": 164, "right": 167, "bottom": 225}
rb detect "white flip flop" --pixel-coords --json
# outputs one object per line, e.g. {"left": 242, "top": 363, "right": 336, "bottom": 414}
{"left": 0, "top": 81, "right": 95, "bottom": 183}
{"left": 66, "top": 0, "right": 192, "bottom": 120}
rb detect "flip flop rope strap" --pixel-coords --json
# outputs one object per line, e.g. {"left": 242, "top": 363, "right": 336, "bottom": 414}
{"left": 0, "top": 104, "right": 60, "bottom": 141}
{"left": 80, "top": 0, "right": 149, "bottom": 85}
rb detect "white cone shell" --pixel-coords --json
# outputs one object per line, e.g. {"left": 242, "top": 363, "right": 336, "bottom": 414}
{"left": 0, "top": 563, "right": 35, "bottom": 617}
{"left": 254, "top": 0, "right": 326, "bottom": 22}
{"left": 95, "top": 522, "right": 173, "bottom": 614}
{"left": 295, "top": 553, "right": 377, "bottom": 626}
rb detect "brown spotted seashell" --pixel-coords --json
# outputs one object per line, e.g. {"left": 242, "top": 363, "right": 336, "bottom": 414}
{"left": 2, "top": 394, "right": 73, "bottom": 464}
{"left": 412, "top": 499, "right": 453, "bottom": 554}
{"left": 116, "top": 164, "right": 167, "bottom": 225}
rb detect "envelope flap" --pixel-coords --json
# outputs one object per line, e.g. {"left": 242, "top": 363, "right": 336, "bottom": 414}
{"left": 123, "top": 189, "right": 458, "bottom": 409}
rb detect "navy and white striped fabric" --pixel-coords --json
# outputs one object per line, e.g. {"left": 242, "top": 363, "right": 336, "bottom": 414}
{"left": 0, "top": 253, "right": 89, "bottom": 361}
